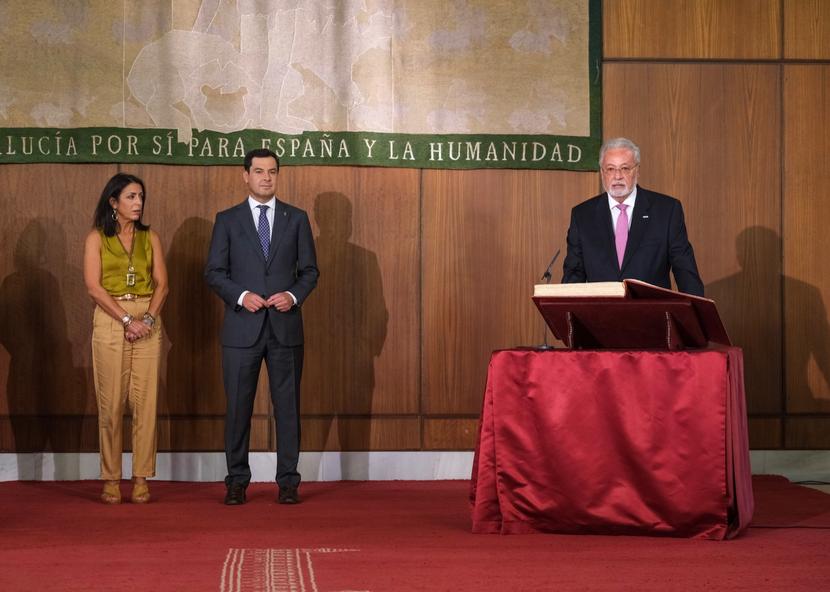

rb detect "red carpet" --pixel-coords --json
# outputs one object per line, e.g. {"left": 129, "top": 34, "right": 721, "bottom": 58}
{"left": 0, "top": 475, "right": 828, "bottom": 591}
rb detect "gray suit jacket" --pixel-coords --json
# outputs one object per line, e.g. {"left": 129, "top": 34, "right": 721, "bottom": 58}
{"left": 205, "top": 199, "right": 319, "bottom": 348}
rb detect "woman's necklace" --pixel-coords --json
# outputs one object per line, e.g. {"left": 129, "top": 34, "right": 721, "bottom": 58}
{"left": 117, "top": 226, "right": 136, "bottom": 287}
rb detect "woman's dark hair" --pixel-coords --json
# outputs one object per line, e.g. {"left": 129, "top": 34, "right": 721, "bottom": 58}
{"left": 93, "top": 173, "right": 149, "bottom": 236}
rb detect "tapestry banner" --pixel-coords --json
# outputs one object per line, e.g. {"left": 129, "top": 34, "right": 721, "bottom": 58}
{"left": 0, "top": 0, "right": 602, "bottom": 170}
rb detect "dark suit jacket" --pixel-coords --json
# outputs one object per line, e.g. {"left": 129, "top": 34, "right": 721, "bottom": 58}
{"left": 561, "top": 186, "right": 704, "bottom": 296}
{"left": 205, "top": 199, "right": 319, "bottom": 348}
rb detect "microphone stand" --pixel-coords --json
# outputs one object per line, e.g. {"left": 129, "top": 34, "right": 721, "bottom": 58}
{"left": 537, "top": 248, "right": 561, "bottom": 350}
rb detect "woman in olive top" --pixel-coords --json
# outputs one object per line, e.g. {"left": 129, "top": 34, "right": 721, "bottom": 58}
{"left": 83, "top": 173, "right": 168, "bottom": 504}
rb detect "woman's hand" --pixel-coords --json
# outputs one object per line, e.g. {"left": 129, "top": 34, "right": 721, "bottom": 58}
{"left": 124, "top": 318, "right": 151, "bottom": 342}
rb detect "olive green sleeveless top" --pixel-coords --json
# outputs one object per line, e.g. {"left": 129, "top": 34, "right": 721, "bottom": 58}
{"left": 99, "top": 229, "right": 154, "bottom": 296}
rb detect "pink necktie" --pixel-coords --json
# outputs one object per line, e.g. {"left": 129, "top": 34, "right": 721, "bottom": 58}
{"left": 615, "top": 203, "right": 629, "bottom": 268}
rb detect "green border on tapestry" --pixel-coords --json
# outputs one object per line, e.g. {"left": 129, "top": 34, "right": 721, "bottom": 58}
{"left": 0, "top": 128, "right": 599, "bottom": 170}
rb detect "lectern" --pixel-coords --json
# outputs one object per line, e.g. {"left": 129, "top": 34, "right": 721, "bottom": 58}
{"left": 532, "top": 279, "right": 730, "bottom": 349}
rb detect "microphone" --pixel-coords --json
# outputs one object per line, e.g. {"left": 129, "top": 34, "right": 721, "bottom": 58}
{"left": 537, "top": 247, "right": 561, "bottom": 350}
{"left": 540, "top": 248, "right": 561, "bottom": 283}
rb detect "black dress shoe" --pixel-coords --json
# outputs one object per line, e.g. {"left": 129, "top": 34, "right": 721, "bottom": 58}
{"left": 224, "top": 483, "right": 246, "bottom": 505}
{"left": 278, "top": 486, "right": 300, "bottom": 504}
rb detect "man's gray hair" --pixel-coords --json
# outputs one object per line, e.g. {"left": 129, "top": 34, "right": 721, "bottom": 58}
{"left": 599, "top": 137, "right": 641, "bottom": 165}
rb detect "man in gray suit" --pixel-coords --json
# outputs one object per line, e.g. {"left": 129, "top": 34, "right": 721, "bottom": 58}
{"left": 205, "top": 148, "right": 319, "bottom": 505}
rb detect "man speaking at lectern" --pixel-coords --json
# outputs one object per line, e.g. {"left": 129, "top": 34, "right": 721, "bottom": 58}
{"left": 561, "top": 138, "right": 704, "bottom": 297}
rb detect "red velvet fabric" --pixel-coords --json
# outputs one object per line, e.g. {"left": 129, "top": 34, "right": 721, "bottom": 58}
{"left": 470, "top": 348, "right": 754, "bottom": 539}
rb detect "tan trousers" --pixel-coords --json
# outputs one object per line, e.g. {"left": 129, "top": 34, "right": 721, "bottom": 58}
{"left": 91, "top": 299, "right": 162, "bottom": 480}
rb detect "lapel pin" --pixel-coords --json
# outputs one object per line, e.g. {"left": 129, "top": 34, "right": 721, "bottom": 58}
{"left": 642, "top": 215, "right": 649, "bottom": 219}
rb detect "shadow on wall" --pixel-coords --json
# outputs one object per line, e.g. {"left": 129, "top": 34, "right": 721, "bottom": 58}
{"left": 161, "top": 217, "right": 225, "bottom": 451}
{"left": 303, "top": 192, "right": 388, "bottom": 478}
{"left": 707, "top": 226, "right": 830, "bottom": 414}
{"left": 0, "top": 218, "right": 91, "bottom": 478}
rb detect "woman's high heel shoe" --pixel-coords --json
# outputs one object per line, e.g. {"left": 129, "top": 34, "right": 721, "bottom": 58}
{"left": 100, "top": 480, "right": 121, "bottom": 504}
{"left": 131, "top": 478, "right": 151, "bottom": 504}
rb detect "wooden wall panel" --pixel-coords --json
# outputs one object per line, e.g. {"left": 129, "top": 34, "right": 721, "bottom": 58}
{"left": 747, "top": 418, "right": 783, "bottom": 449}
{"left": 604, "top": 0, "right": 781, "bottom": 59}
{"left": 156, "top": 417, "right": 226, "bottom": 451}
{"left": 0, "top": 417, "right": 99, "bottom": 452}
{"left": 603, "top": 63, "right": 782, "bottom": 419}
{"left": 784, "top": 0, "right": 830, "bottom": 59}
{"left": 782, "top": 65, "right": 830, "bottom": 414}
{"left": 422, "top": 169, "right": 598, "bottom": 415}
{"left": 423, "top": 418, "right": 479, "bottom": 450}
{"left": 301, "top": 417, "right": 420, "bottom": 451}
{"left": 280, "top": 166, "right": 420, "bottom": 419}
{"left": 0, "top": 164, "right": 116, "bottom": 451}
{"left": 785, "top": 418, "right": 830, "bottom": 449}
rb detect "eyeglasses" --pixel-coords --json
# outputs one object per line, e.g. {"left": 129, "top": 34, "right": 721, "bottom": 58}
{"left": 601, "top": 164, "right": 638, "bottom": 177}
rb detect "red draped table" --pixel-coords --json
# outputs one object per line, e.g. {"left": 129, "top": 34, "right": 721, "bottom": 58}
{"left": 470, "top": 348, "right": 754, "bottom": 539}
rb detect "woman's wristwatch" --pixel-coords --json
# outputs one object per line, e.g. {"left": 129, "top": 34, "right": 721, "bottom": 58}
{"left": 142, "top": 312, "right": 156, "bottom": 328}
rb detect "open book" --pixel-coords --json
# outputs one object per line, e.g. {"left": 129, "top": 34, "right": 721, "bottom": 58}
{"left": 534, "top": 281, "right": 625, "bottom": 298}
{"left": 534, "top": 279, "right": 705, "bottom": 300}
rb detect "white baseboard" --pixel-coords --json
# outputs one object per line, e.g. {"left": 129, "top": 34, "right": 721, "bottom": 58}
{"left": 0, "top": 451, "right": 476, "bottom": 482}
{"left": 1, "top": 450, "right": 828, "bottom": 483}
{"left": 748, "top": 450, "right": 830, "bottom": 483}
